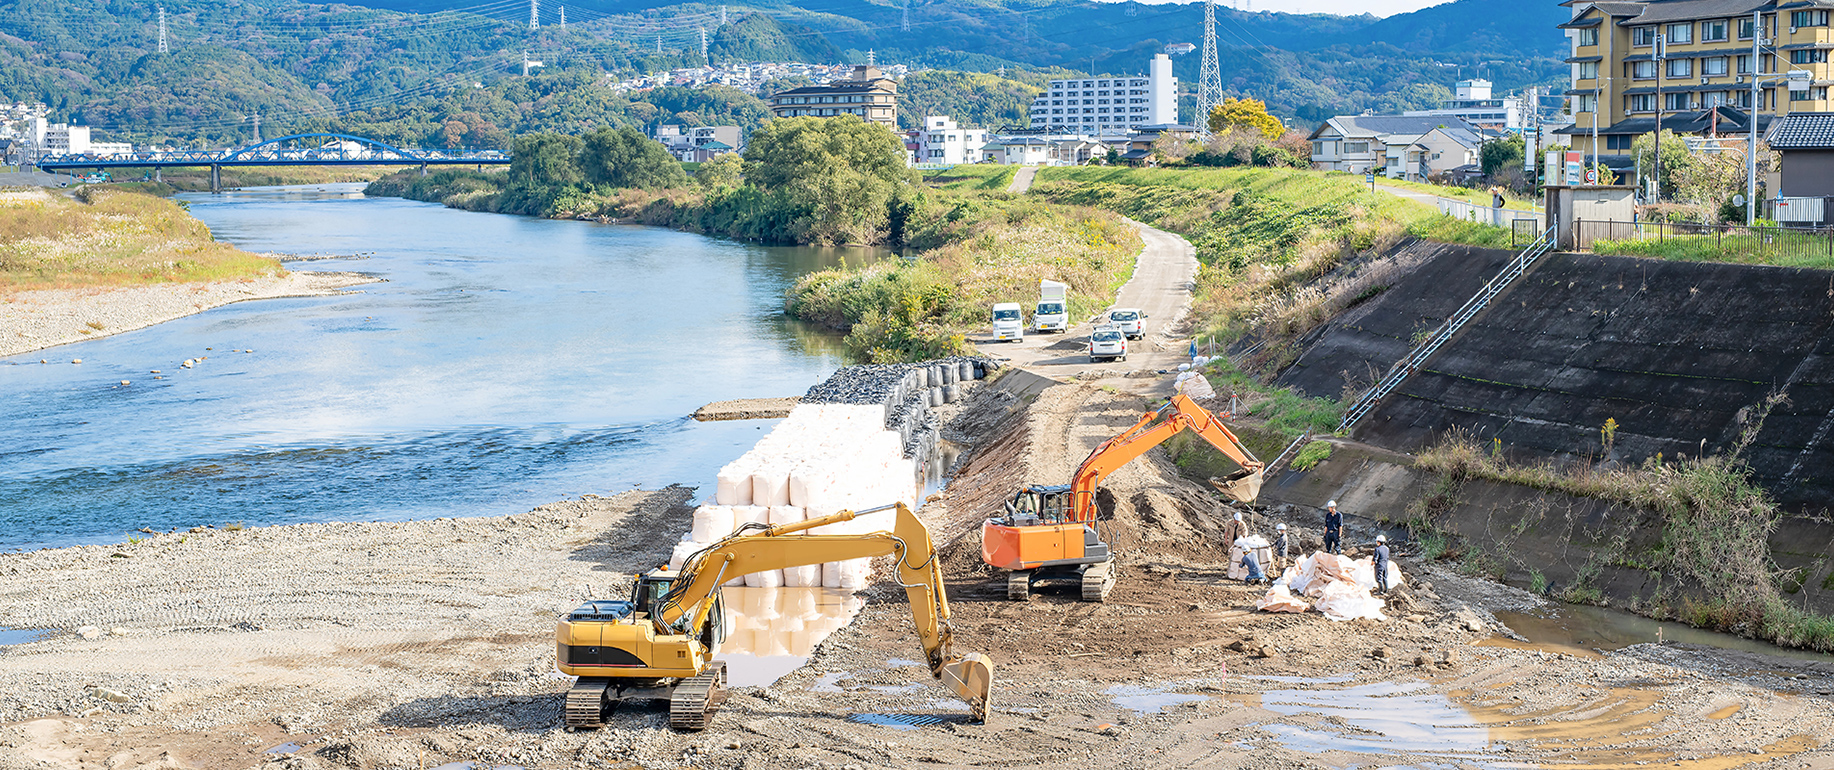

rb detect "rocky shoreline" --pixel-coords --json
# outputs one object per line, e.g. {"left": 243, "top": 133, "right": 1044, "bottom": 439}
{"left": 0, "top": 271, "right": 381, "bottom": 359}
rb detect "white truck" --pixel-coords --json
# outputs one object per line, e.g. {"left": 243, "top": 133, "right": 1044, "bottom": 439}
{"left": 1034, "top": 280, "right": 1068, "bottom": 333}
{"left": 991, "top": 302, "right": 1024, "bottom": 342}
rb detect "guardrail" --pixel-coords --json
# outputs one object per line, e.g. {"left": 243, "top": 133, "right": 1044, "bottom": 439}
{"left": 1336, "top": 224, "right": 1558, "bottom": 433}
{"left": 1434, "top": 196, "right": 1545, "bottom": 231}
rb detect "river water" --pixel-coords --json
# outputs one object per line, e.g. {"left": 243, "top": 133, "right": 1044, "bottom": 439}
{"left": 0, "top": 184, "right": 879, "bottom": 551}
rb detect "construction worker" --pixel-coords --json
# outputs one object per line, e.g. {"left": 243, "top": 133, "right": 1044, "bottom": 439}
{"left": 1373, "top": 534, "right": 1391, "bottom": 594}
{"left": 1323, "top": 500, "right": 1343, "bottom": 555}
{"left": 1221, "top": 510, "right": 1248, "bottom": 547}
{"left": 1273, "top": 522, "right": 1290, "bottom": 571}
{"left": 1240, "top": 548, "right": 1266, "bottom": 584}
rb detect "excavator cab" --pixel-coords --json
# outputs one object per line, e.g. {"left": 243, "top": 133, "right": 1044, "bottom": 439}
{"left": 1005, "top": 484, "right": 1077, "bottom": 526}
{"left": 630, "top": 571, "right": 725, "bottom": 647}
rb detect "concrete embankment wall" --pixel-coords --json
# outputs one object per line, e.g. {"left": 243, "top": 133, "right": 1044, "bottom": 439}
{"left": 1259, "top": 442, "right": 1834, "bottom": 617}
{"left": 1350, "top": 252, "right": 1834, "bottom": 517}
{"left": 1273, "top": 241, "right": 1520, "bottom": 400}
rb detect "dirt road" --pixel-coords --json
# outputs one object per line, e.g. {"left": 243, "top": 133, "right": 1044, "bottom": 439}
{"left": 965, "top": 219, "right": 1198, "bottom": 385}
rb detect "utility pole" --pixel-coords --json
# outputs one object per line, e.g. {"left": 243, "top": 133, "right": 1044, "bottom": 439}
{"left": 1654, "top": 33, "right": 1664, "bottom": 202}
{"left": 1197, "top": 0, "right": 1223, "bottom": 134}
{"left": 528, "top": 0, "right": 538, "bottom": 30}
{"left": 157, "top": 4, "right": 168, "bottom": 54}
{"left": 1748, "top": 9, "right": 1762, "bottom": 224}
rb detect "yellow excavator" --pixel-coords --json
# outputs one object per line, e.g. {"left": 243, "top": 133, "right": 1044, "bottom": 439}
{"left": 983, "top": 393, "right": 1263, "bottom": 601}
{"left": 556, "top": 502, "right": 996, "bottom": 731}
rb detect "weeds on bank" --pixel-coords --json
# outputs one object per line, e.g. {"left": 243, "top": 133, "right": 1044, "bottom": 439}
{"left": 0, "top": 187, "right": 280, "bottom": 291}
{"left": 1591, "top": 229, "right": 1834, "bottom": 269}
{"left": 1410, "top": 409, "right": 1834, "bottom": 652}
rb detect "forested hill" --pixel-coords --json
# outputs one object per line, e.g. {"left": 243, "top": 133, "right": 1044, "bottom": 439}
{"left": 0, "top": 0, "right": 1566, "bottom": 147}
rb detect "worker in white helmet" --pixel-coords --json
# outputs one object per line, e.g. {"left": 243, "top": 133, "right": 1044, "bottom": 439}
{"left": 1221, "top": 509, "right": 1248, "bottom": 547}
{"left": 1273, "top": 522, "right": 1290, "bottom": 572}
{"left": 1373, "top": 534, "right": 1391, "bottom": 594}
{"left": 1323, "top": 500, "right": 1343, "bottom": 555}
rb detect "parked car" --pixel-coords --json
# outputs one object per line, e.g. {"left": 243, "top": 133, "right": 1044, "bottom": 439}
{"left": 1089, "top": 325, "right": 1127, "bottom": 362}
{"left": 1108, "top": 308, "right": 1146, "bottom": 339}
{"left": 991, "top": 302, "right": 1024, "bottom": 342}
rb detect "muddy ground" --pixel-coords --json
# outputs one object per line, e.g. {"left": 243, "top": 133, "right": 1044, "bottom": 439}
{"left": 3, "top": 383, "right": 1832, "bottom": 770}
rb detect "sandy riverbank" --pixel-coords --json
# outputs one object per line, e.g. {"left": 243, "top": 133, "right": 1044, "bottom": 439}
{"left": 0, "top": 271, "right": 380, "bottom": 358}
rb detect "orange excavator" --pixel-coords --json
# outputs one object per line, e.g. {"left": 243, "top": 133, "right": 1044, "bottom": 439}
{"left": 982, "top": 393, "right": 1263, "bottom": 601}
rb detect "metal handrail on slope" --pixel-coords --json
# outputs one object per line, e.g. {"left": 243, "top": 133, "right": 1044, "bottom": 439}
{"left": 1262, "top": 431, "right": 1313, "bottom": 477}
{"left": 1335, "top": 225, "right": 1558, "bottom": 433}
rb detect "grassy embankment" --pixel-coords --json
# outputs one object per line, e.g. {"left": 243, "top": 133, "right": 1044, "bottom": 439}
{"left": 1409, "top": 430, "right": 1834, "bottom": 653}
{"left": 920, "top": 165, "right": 1016, "bottom": 191}
{"left": 1376, "top": 177, "right": 1541, "bottom": 210}
{"left": 1591, "top": 227, "right": 1834, "bottom": 269}
{"left": 789, "top": 194, "right": 1142, "bottom": 362}
{"left": 111, "top": 165, "right": 397, "bottom": 195}
{"left": 0, "top": 186, "right": 280, "bottom": 292}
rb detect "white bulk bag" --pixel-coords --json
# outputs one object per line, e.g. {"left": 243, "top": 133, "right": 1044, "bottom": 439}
{"left": 752, "top": 466, "right": 792, "bottom": 507}
{"left": 716, "top": 462, "right": 754, "bottom": 505}
{"left": 668, "top": 540, "right": 701, "bottom": 572}
{"left": 691, "top": 505, "right": 736, "bottom": 543}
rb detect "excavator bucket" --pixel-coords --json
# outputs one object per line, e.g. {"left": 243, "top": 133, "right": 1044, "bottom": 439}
{"left": 1209, "top": 468, "right": 1263, "bottom": 504}
{"left": 938, "top": 653, "right": 995, "bottom": 723}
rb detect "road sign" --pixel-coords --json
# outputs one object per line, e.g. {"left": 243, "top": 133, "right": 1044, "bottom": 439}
{"left": 1585, "top": 168, "right": 1598, "bottom": 184}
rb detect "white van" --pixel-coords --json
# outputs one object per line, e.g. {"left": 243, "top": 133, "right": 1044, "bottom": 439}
{"left": 991, "top": 302, "right": 1024, "bottom": 341}
{"left": 1108, "top": 308, "right": 1147, "bottom": 339}
{"left": 1034, "top": 279, "right": 1068, "bottom": 333}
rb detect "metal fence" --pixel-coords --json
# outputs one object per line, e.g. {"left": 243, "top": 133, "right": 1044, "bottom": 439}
{"left": 1576, "top": 219, "right": 1834, "bottom": 267}
{"left": 1435, "top": 196, "right": 1545, "bottom": 231}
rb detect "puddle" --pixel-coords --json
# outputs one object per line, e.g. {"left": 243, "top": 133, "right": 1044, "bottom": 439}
{"left": 809, "top": 672, "right": 849, "bottom": 692}
{"left": 715, "top": 587, "right": 864, "bottom": 687}
{"left": 0, "top": 627, "right": 54, "bottom": 646}
{"left": 886, "top": 658, "right": 925, "bottom": 668}
{"left": 1105, "top": 684, "right": 1209, "bottom": 714}
{"left": 1492, "top": 603, "right": 1833, "bottom": 664}
{"left": 1239, "top": 673, "right": 1355, "bottom": 685}
{"left": 847, "top": 713, "right": 946, "bottom": 730}
{"left": 1260, "top": 682, "right": 1488, "bottom": 755}
{"left": 919, "top": 439, "right": 966, "bottom": 500}
{"left": 262, "top": 742, "right": 302, "bottom": 754}
{"left": 429, "top": 763, "right": 526, "bottom": 770}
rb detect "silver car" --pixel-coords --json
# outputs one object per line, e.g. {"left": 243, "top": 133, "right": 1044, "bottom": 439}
{"left": 1089, "top": 326, "right": 1127, "bottom": 363}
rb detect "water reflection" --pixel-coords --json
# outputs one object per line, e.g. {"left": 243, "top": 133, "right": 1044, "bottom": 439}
{"left": 717, "top": 586, "right": 864, "bottom": 687}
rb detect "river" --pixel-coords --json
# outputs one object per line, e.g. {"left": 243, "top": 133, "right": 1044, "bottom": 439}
{"left": 0, "top": 184, "right": 879, "bottom": 551}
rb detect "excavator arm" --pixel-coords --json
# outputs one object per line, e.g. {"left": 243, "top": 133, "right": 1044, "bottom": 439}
{"left": 658, "top": 503, "right": 994, "bottom": 721}
{"left": 1067, "top": 393, "right": 1263, "bottom": 522}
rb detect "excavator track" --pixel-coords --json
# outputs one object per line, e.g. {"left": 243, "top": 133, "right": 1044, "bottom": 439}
{"left": 669, "top": 661, "right": 728, "bottom": 731}
{"left": 1007, "top": 570, "right": 1031, "bottom": 601}
{"left": 1081, "top": 560, "right": 1116, "bottom": 602}
{"left": 563, "top": 677, "right": 610, "bottom": 729}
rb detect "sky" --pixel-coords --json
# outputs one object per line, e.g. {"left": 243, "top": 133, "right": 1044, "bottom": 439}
{"left": 1103, "top": 0, "right": 1458, "bottom": 19}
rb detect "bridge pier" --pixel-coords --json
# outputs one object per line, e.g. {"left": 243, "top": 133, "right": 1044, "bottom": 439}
{"left": 154, "top": 168, "right": 161, "bottom": 183}
{"left": 419, "top": 162, "right": 428, "bottom": 178}
{"left": 209, "top": 164, "right": 221, "bottom": 193}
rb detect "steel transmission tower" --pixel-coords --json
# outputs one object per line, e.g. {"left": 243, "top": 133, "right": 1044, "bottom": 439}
{"left": 721, "top": 5, "right": 728, "bottom": 25}
{"left": 528, "top": 0, "right": 538, "bottom": 30}
{"left": 1196, "top": 0, "right": 1223, "bottom": 133}
{"left": 902, "top": 0, "right": 910, "bottom": 32}
{"left": 699, "top": 26, "right": 708, "bottom": 61}
{"left": 558, "top": 6, "right": 565, "bottom": 28}
{"left": 156, "top": 4, "right": 168, "bottom": 54}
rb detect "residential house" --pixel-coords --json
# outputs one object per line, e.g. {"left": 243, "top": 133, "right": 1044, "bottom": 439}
{"left": 979, "top": 136, "right": 1053, "bottom": 165}
{"left": 1556, "top": 0, "right": 1834, "bottom": 176}
{"left": 1308, "top": 115, "right": 1488, "bottom": 179}
{"left": 654, "top": 125, "right": 743, "bottom": 162}
{"left": 1768, "top": 111, "right": 1834, "bottom": 196}
{"left": 768, "top": 64, "right": 898, "bottom": 128}
{"left": 1027, "top": 53, "right": 1177, "bottom": 136}
{"left": 914, "top": 116, "right": 989, "bottom": 165}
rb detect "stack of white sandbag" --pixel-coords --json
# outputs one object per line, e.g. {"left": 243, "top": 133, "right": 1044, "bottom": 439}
{"left": 717, "top": 587, "right": 868, "bottom": 662}
{"left": 675, "top": 403, "right": 919, "bottom": 591}
{"left": 1262, "top": 551, "right": 1399, "bottom": 622}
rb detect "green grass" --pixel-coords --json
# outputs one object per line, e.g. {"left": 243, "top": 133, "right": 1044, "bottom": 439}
{"left": 1291, "top": 440, "right": 1333, "bottom": 471}
{"left": 1376, "top": 177, "right": 1539, "bottom": 210}
{"left": 1197, "top": 356, "right": 1344, "bottom": 441}
{"left": 1592, "top": 230, "right": 1834, "bottom": 269}
{"left": 922, "top": 165, "right": 1017, "bottom": 191}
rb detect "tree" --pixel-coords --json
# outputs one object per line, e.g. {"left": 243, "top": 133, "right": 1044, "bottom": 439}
{"left": 696, "top": 152, "right": 744, "bottom": 190}
{"left": 742, "top": 115, "right": 921, "bottom": 244}
{"left": 1479, "top": 133, "right": 1525, "bottom": 178}
{"left": 509, "top": 132, "right": 585, "bottom": 189}
{"left": 1632, "top": 129, "right": 1696, "bottom": 200}
{"left": 1207, "top": 97, "right": 1284, "bottom": 140}
{"left": 579, "top": 126, "right": 690, "bottom": 189}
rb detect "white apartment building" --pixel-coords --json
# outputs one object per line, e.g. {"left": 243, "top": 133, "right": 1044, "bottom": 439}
{"left": 1402, "top": 79, "right": 1524, "bottom": 130}
{"left": 914, "top": 116, "right": 988, "bottom": 165}
{"left": 1028, "top": 53, "right": 1177, "bottom": 136}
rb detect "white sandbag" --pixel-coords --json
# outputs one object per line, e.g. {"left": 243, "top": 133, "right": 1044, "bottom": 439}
{"left": 1315, "top": 580, "right": 1387, "bottom": 622}
{"left": 1257, "top": 584, "right": 1310, "bottom": 613}
{"left": 668, "top": 540, "right": 701, "bottom": 572}
{"left": 732, "top": 505, "right": 769, "bottom": 535}
{"left": 691, "top": 505, "right": 736, "bottom": 543}
{"left": 768, "top": 505, "right": 804, "bottom": 530}
{"left": 752, "top": 466, "right": 791, "bottom": 507}
{"left": 784, "top": 563, "right": 821, "bottom": 587}
{"left": 836, "top": 559, "right": 870, "bottom": 590}
{"left": 1177, "top": 373, "right": 1217, "bottom": 400}
{"left": 745, "top": 567, "right": 784, "bottom": 588}
{"left": 716, "top": 463, "right": 754, "bottom": 505}
{"left": 1236, "top": 534, "right": 1270, "bottom": 549}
